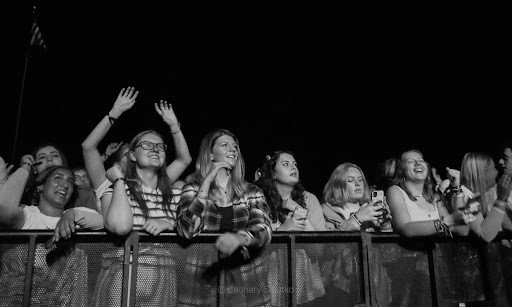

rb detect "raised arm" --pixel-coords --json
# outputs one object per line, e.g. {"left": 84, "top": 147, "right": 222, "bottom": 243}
{"left": 104, "top": 164, "right": 133, "bottom": 235}
{"left": 0, "top": 160, "right": 32, "bottom": 229}
{"left": 154, "top": 100, "right": 192, "bottom": 184}
{"left": 81, "top": 87, "right": 138, "bottom": 189}
{"left": 0, "top": 156, "right": 14, "bottom": 187}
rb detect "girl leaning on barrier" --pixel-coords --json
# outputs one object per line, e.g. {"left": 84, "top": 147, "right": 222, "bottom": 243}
{"left": 89, "top": 97, "right": 191, "bottom": 307}
{"left": 0, "top": 161, "right": 92, "bottom": 306}
{"left": 255, "top": 150, "right": 326, "bottom": 306}
{"left": 177, "top": 128, "right": 273, "bottom": 307}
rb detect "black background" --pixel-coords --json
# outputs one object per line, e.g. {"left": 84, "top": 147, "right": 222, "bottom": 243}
{"left": 2, "top": 1, "right": 511, "bottom": 197}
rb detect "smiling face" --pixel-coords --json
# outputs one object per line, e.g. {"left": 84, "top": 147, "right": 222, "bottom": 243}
{"left": 39, "top": 168, "right": 75, "bottom": 209}
{"left": 345, "top": 167, "right": 364, "bottom": 202}
{"left": 130, "top": 133, "right": 166, "bottom": 170}
{"left": 210, "top": 134, "right": 238, "bottom": 168}
{"left": 273, "top": 153, "right": 299, "bottom": 186}
{"left": 402, "top": 150, "right": 428, "bottom": 182}
{"left": 35, "top": 146, "right": 64, "bottom": 173}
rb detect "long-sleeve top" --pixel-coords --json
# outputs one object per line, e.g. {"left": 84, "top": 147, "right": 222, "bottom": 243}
{"left": 177, "top": 180, "right": 272, "bottom": 254}
{"left": 463, "top": 185, "right": 509, "bottom": 242}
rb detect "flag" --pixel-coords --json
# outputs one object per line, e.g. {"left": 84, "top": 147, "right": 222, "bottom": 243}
{"left": 30, "top": 7, "right": 46, "bottom": 50}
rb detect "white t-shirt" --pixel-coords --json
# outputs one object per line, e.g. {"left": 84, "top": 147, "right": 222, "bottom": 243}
{"left": 22, "top": 205, "right": 60, "bottom": 229}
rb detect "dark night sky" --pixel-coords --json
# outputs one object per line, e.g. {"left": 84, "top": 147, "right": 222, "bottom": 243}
{"left": 2, "top": 2, "right": 511, "bottom": 197}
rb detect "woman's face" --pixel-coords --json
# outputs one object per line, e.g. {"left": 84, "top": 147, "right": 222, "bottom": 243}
{"left": 40, "top": 168, "right": 75, "bottom": 209}
{"left": 484, "top": 159, "right": 499, "bottom": 190}
{"left": 131, "top": 133, "right": 166, "bottom": 169}
{"left": 273, "top": 153, "right": 299, "bottom": 186}
{"left": 211, "top": 134, "right": 238, "bottom": 168}
{"left": 345, "top": 167, "right": 364, "bottom": 202}
{"left": 35, "top": 146, "right": 63, "bottom": 173}
{"left": 403, "top": 151, "right": 428, "bottom": 182}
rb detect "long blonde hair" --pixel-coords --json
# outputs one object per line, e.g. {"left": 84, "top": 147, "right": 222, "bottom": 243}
{"left": 322, "top": 162, "right": 371, "bottom": 207}
{"left": 460, "top": 152, "right": 493, "bottom": 216}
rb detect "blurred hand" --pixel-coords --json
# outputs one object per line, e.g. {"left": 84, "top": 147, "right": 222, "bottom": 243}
{"left": 105, "top": 142, "right": 124, "bottom": 157}
{"left": 215, "top": 232, "right": 244, "bottom": 258}
{"left": 0, "top": 156, "right": 14, "bottom": 182}
{"left": 431, "top": 167, "right": 442, "bottom": 185}
{"left": 446, "top": 167, "right": 460, "bottom": 187}
{"left": 143, "top": 219, "right": 174, "bottom": 236}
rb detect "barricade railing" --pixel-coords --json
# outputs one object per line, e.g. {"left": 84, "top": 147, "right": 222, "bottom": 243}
{"left": 1, "top": 230, "right": 511, "bottom": 307}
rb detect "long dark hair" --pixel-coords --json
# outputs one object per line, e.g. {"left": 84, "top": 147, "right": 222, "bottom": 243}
{"left": 125, "top": 130, "right": 176, "bottom": 218}
{"left": 32, "top": 165, "right": 78, "bottom": 210}
{"left": 255, "top": 150, "right": 306, "bottom": 223}
{"left": 23, "top": 143, "right": 69, "bottom": 206}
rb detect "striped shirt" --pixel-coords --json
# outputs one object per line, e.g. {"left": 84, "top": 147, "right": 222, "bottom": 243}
{"left": 126, "top": 184, "right": 180, "bottom": 230}
{"left": 102, "top": 181, "right": 180, "bottom": 230}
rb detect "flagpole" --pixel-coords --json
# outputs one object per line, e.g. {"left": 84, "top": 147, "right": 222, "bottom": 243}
{"left": 11, "top": 45, "right": 31, "bottom": 166}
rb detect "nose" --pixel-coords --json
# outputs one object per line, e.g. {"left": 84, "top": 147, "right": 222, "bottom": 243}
{"left": 499, "top": 158, "right": 504, "bottom": 165}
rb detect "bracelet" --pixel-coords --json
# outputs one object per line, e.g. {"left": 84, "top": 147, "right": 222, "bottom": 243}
{"left": 351, "top": 213, "right": 362, "bottom": 226}
{"left": 170, "top": 122, "right": 181, "bottom": 134}
{"left": 108, "top": 114, "right": 117, "bottom": 125}
{"left": 112, "top": 177, "right": 125, "bottom": 185}
{"left": 433, "top": 218, "right": 453, "bottom": 237}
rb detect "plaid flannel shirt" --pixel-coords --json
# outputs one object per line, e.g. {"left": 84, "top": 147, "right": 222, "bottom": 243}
{"left": 177, "top": 180, "right": 272, "bottom": 252}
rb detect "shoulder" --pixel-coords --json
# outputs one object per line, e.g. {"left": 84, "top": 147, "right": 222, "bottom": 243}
{"left": 303, "top": 191, "right": 321, "bottom": 207}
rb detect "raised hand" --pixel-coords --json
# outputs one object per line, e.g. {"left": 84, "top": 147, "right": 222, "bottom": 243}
{"left": 0, "top": 156, "right": 14, "bottom": 183}
{"left": 154, "top": 100, "right": 179, "bottom": 127}
{"left": 110, "top": 87, "right": 139, "bottom": 117}
{"left": 432, "top": 167, "right": 442, "bottom": 186}
{"left": 204, "top": 162, "right": 232, "bottom": 183}
{"left": 105, "top": 142, "right": 124, "bottom": 157}
{"left": 446, "top": 167, "right": 460, "bottom": 187}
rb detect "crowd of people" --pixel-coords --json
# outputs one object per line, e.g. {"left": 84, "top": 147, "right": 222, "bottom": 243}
{"left": 1, "top": 86, "right": 512, "bottom": 306}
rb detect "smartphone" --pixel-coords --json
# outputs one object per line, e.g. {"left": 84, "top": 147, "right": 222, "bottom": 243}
{"left": 371, "top": 190, "right": 384, "bottom": 204}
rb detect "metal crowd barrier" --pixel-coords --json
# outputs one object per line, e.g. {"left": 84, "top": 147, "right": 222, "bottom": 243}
{"left": 0, "top": 230, "right": 511, "bottom": 307}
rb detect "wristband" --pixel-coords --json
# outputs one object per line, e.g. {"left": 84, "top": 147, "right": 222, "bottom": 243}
{"left": 170, "top": 122, "right": 181, "bottom": 134}
{"left": 108, "top": 114, "right": 117, "bottom": 125}
{"left": 102, "top": 153, "right": 110, "bottom": 158}
{"left": 112, "top": 177, "right": 125, "bottom": 185}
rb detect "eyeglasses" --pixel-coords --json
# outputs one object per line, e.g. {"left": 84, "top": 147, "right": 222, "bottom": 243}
{"left": 74, "top": 174, "right": 89, "bottom": 182}
{"left": 136, "top": 141, "right": 167, "bottom": 152}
